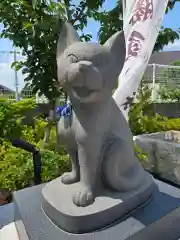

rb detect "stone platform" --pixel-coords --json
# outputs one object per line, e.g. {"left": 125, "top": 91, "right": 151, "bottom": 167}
{"left": 42, "top": 173, "right": 155, "bottom": 233}
{"left": 11, "top": 179, "right": 180, "bottom": 240}
{"left": 0, "top": 203, "right": 19, "bottom": 240}
{"left": 134, "top": 132, "right": 180, "bottom": 185}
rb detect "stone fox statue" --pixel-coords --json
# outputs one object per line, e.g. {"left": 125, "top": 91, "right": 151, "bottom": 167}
{"left": 56, "top": 22, "right": 147, "bottom": 207}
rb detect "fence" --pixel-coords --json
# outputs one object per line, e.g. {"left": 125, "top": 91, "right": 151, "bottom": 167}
{"left": 0, "top": 50, "right": 65, "bottom": 103}
{"left": 144, "top": 64, "right": 180, "bottom": 102}
{"left": 1, "top": 50, "right": 180, "bottom": 103}
{"left": 0, "top": 86, "right": 33, "bottom": 100}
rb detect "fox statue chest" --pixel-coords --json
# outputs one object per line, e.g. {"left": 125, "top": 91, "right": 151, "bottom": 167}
{"left": 57, "top": 111, "right": 77, "bottom": 148}
{"left": 57, "top": 109, "right": 110, "bottom": 150}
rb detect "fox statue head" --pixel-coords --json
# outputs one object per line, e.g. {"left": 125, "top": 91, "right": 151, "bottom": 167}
{"left": 56, "top": 22, "right": 126, "bottom": 104}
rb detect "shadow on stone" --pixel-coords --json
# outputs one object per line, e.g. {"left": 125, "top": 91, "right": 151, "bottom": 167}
{"left": 132, "top": 191, "right": 180, "bottom": 226}
{"left": 0, "top": 203, "right": 14, "bottom": 229}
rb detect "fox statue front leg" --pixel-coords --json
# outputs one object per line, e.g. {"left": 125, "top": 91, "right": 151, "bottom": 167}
{"left": 72, "top": 139, "right": 101, "bottom": 207}
{"left": 61, "top": 150, "right": 80, "bottom": 184}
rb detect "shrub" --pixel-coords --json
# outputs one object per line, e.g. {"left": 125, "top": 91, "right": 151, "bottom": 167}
{"left": 129, "top": 79, "right": 180, "bottom": 135}
{"left": 0, "top": 98, "right": 36, "bottom": 140}
{"left": 134, "top": 143, "right": 147, "bottom": 162}
{"left": 0, "top": 98, "right": 69, "bottom": 192}
{"left": 158, "top": 85, "right": 180, "bottom": 103}
{"left": 0, "top": 141, "right": 69, "bottom": 191}
{"left": 141, "top": 115, "right": 180, "bottom": 133}
{"left": 130, "top": 104, "right": 180, "bottom": 135}
{"left": 130, "top": 102, "right": 180, "bottom": 135}
{"left": 4, "top": 97, "right": 173, "bottom": 192}
{"left": 129, "top": 80, "right": 154, "bottom": 135}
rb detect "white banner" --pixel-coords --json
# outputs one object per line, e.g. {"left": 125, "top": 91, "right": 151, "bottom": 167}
{"left": 113, "top": 0, "right": 169, "bottom": 119}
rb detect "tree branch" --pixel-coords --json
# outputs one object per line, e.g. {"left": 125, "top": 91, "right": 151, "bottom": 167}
{"left": 70, "top": 4, "right": 86, "bottom": 25}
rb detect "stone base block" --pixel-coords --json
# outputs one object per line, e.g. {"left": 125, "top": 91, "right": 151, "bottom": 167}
{"left": 13, "top": 179, "right": 180, "bottom": 240}
{"left": 42, "top": 174, "right": 155, "bottom": 233}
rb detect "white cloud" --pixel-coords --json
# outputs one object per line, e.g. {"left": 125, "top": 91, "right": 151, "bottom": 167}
{"left": 163, "top": 39, "right": 180, "bottom": 51}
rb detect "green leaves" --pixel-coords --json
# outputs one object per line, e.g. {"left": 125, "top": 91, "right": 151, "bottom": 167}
{"left": 0, "top": 0, "right": 64, "bottom": 101}
{"left": 154, "top": 27, "right": 180, "bottom": 52}
{"left": 11, "top": 61, "right": 24, "bottom": 71}
{"left": 96, "top": 3, "right": 123, "bottom": 44}
{"left": 96, "top": 0, "right": 180, "bottom": 51}
{"left": 32, "top": 0, "right": 38, "bottom": 9}
{"left": 158, "top": 61, "right": 180, "bottom": 102}
{"left": 128, "top": 79, "right": 154, "bottom": 135}
{"left": 0, "top": 0, "right": 100, "bottom": 102}
{"left": 166, "top": 0, "right": 180, "bottom": 13}
{"left": 0, "top": 98, "right": 70, "bottom": 191}
{"left": 159, "top": 86, "right": 180, "bottom": 103}
{"left": 0, "top": 98, "right": 36, "bottom": 140}
{"left": 22, "top": 22, "right": 33, "bottom": 30}
{"left": 134, "top": 143, "right": 148, "bottom": 163}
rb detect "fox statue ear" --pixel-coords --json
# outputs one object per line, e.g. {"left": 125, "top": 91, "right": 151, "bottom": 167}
{"left": 104, "top": 31, "right": 126, "bottom": 72}
{"left": 56, "top": 22, "right": 80, "bottom": 59}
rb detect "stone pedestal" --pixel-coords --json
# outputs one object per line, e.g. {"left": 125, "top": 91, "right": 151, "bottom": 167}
{"left": 134, "top": 132, "right": 180, "bottom": 185}
{"left": 13, "top": 179, "right": 180, "bottom": 240}
{"left": 42, "top": 174, "right": 155, "bottom": 234}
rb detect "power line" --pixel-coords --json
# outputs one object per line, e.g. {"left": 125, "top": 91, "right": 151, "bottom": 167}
{"left": 0, "top": 50, "right": 21, "bottom": 54}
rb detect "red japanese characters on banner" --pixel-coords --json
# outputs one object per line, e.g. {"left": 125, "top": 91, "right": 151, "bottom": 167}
{"left": 126, "top": 31, "right": 145, "bottom": 61}
{"left": 129, "top": 0, "right": 153, "bottom": 25}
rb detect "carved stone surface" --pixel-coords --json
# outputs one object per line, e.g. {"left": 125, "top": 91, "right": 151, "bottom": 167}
{"left": 134, "top": 132, "right": 180, "bottom": 185}
{"left": 42, "top": 22, "right": 156, "bottom": 232}
{"left": 164, "top": 130, "right": 180, "bottom": 143}
{"left": 42, "top": 174, "right": 155, "bottom": 233}
{"left": 12, "top": 180, "right": 180, "bottom": 240}
{"left": 48, "top": 22, "right": 155, "bottom": 207}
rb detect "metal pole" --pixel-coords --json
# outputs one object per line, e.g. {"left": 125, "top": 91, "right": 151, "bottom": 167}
{"left": 14, "top": 49, "right": 20, "bottom": 101}
{"left": 11, "top": 139, "right": 42, "bottom": 185}
{"left": 151, "top": 63, "right": 156, "bottom": 101}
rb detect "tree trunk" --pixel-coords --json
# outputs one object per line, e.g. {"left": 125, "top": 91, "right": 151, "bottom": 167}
{"left": 43, "top": 100, "right": 56, "bottom": 144}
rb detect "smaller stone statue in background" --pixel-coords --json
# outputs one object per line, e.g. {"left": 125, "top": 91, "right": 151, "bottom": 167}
{"left": 164, "top": 130, "right": 180, "bottom": 143}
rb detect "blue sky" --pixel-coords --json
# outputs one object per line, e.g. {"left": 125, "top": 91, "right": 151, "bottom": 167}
{"left": 0, "top": 0, "right": 180, "bottom": 90}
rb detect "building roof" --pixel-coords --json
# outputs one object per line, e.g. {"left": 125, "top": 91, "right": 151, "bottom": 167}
{"left": 148, "top": 51, "right": 180, "bottom": 65}
{"left": 0, "top": 84, "right": 15, "bottom": 93}
{"left": 144, "top": 51, "right": 180, "bottom": 82}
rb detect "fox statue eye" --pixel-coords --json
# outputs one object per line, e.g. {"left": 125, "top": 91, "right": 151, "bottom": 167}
{"left": 68, "top": 54, "right": 79, "bottom": 63}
